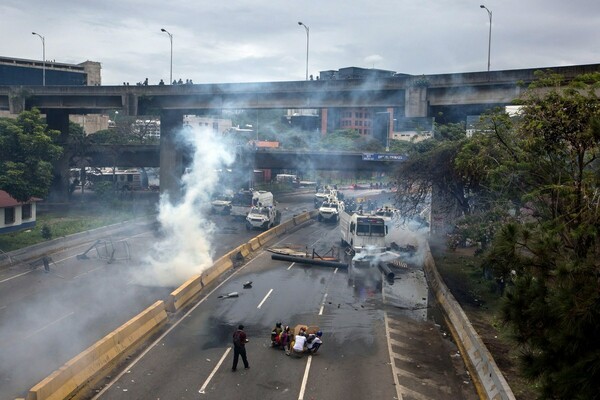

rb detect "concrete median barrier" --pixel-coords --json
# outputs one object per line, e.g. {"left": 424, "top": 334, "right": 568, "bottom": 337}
{"left": 256, "top": 229, "right": 276, "bottom": 247}
{"left": 277, "top": 220, "right": 294, "bottom": 233}
{"left": 24, "top": 301, "right": 167, "bottom": 400}
{"left": 423, "top": 243, "right": 515, "bottom": 400}
{"left": 293, "top": 212, "right": 310, "bottom": 225}
{"left": 166, "top": 274, "right": 205, "bottom": 313}
{"left": 248, "top": 237, "right": 261, "bottom": 251}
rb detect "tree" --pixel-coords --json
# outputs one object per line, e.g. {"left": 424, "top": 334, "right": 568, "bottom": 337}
{"left": 0, "top": 109, "right": 63, "bottom": 202}
{"left": 392, "top": 122, "right": 471, "bottom": 220}
{"left": 67, "top": 121, "right": 92, "bottom": 196}
{"left": 432, "top": 71, "right": 600, "bottom": 398}
{"left": 484, "top": 72, "right": 600, "bottom": 399}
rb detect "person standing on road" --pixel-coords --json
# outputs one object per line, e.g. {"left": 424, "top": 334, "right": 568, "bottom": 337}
{"left": 232, "top": 324, "right": 249, "bottom": 371}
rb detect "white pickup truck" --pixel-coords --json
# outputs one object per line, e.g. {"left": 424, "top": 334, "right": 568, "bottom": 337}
{"left": 211, "top": 192, "right": 234, "bottom": 214}
{"left": 318, "top": 199, "right": 344, "bottom": 222}
{"left": 231, "top": 190, "right": 274, "bottom": 218}
{"left": 246, "top": 206, "right": 281, "bottom": 230}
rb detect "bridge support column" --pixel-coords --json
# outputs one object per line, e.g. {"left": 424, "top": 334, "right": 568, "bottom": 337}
{"left": 46, "top": 109, "right": 71, "bottom": 203}
{"left": 8, "top": 88, "right": 27, "bottom": 114}
{"left": 159, "top": 110, "right": 184, "bottom": 202}
{"left": 320, "top": 108, "right": 328, "bottom": 135}
{"left": 405, "top": 86, "right": 428, "bottom": 117}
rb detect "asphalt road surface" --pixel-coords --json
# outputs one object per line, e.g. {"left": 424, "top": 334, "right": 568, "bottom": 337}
{"left": 0, "top": 193, "right": 312, "bottom": 400}
{"left": 90, "top": 208, "right": 477, "bottom": 400}
{"left": 0, "top": 189, "right": 476, "bottom": 400}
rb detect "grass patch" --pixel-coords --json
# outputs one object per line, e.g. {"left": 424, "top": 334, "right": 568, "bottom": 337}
{"left": 0, "top": 202, "right": 155, "bottom": 253}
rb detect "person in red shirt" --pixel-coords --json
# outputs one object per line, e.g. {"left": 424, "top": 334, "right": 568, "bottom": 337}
{"left": 232, "top": 325, "right": 249, "bottom": 371}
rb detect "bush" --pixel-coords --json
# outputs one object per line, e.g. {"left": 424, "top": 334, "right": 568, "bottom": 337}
{"left": 41, "top": 224, "right": 52, "bottom": 240}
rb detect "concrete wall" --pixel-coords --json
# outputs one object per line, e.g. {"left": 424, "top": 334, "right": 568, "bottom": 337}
{"left": 423, "top": 242, "right": 515, "bottom": 400}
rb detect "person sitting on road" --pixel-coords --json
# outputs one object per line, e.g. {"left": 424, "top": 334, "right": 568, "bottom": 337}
{"left": 289, "top": 330, "right": 307, "bottom": 356}
{"left": 280, "top": 326, "right": 292, "bottom": 351}
{"left": 271, "top": 322, "right": 283, "bottom": 346}
{"left": 306, "top": 331, "right": 323, "bottom": 354}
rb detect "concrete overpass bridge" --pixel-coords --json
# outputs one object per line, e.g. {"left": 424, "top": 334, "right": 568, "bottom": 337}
{"left": 80, "top": 145, "right": 401, "bottom": 172}
{"left": 2, "top": 63, "right": 598, "bottom": 200}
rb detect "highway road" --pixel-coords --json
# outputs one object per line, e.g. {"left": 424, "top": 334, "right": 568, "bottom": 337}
{"left": 0, "top": 188, "right": 477, "bottom": 399}
{"left": 89, "top": 211, "right": 477, "bottom": 400}
{"left": 0, "top": 192, "right": 313, "bottom": 400}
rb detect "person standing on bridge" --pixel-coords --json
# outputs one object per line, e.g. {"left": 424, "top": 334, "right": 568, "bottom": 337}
{"left": 232, "top": 324, "right": 249, "bottom": 371}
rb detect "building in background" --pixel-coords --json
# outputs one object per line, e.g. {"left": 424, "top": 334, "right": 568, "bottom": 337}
{"left": 0, "top": 190, "right": 39, "bottom": 234}
{"left": 183, "top": 115, "right": 233, "bottom": 134}
{"left": 0, "top": 56, "right": 101, "bottom": 86}
{"left": 315, "top": 67, "right": 436, "bottom": 146}
{"left": 0, "top": 56, "right": 106, "bottom": 132}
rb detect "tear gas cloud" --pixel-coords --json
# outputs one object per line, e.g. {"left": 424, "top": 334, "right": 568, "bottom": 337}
{"left": 136, "top": 124, "right": 235, "bottom": 286}
{"left": 386, "top": 216, "right": 430, "bottom": 267}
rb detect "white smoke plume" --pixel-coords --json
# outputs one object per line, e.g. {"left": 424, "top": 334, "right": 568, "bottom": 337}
{"left": 136, "top": 124, "right": 235, "bottom": 286}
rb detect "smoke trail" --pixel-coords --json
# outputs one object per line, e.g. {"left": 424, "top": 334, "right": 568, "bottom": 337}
{"left": 136, "top": 124, "right": 235, "bottom": 286}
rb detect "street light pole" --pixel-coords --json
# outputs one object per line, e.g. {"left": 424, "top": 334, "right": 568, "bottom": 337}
{"left": 32, "top": 32, "right": 45, "bottom": 86}
{"left": 297, "top": 22, "right": 309, "bottom": 80}
{"left": 161, "top": 28, "right": 173, "bottom": 84}
{"left": 480, "top": 5, "right": 492, "bottom": 73}
{"left": 376, "top": 111, "right": 391, "bottom": 151}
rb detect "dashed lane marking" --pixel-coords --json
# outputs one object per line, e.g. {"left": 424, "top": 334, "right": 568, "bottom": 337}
{"left": 298, "top": 355, "right": 313, "bottom": 400}
{"left": 199, "top": 348, "right": 230, "bottom": 394}
{"left": 257, "top": 288, "right": 273, "bottom": 309}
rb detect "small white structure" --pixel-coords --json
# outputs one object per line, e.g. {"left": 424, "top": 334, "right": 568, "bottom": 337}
{"left": 0, "top": 190, "right": 39, "bottom": 234}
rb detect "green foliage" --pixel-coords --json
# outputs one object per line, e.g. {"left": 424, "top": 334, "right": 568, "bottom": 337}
{"left": 449, "top": 72, "right": 600, "bottom": 398}
{"left": 88, "top": 128, "right": 130, "bottom": 144}
{"left": 0, "top": 109, "right": 63, "bottom": 202}
{"left": 40, "top": 224, "right": 52, "bottom": 240}
{"left": 92, "top": 181, "right": 116, "bottom": 201}
{"left": 395, "top": 71, "right": 600, "bottom": 397}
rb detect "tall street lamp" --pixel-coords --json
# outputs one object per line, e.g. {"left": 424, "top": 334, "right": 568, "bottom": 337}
{"left": 297, "top": 22, "right": 309, "bottom": 80}
{"left": 376, "top": 111, "right": 392, "bottom": 151}
{"left": 480, "top": 5, "right": 492, "bottom": 73}
{"left": 32, "top": 32, "right": 45, "bottom": 86}
{"left": 161, "top": 28, "right": 173, "bottom": 84}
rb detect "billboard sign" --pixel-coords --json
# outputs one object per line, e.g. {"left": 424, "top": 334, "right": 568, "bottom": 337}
{"left": 362, "top": 153, "right": 406, "bottom": 162}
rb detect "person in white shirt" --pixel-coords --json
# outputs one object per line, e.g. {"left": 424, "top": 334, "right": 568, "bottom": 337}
{"left": 292, "top": 333, "right": 307, "bottom": 352}
{"left": 306, "top": 331, "right": 323, "bottom": 353}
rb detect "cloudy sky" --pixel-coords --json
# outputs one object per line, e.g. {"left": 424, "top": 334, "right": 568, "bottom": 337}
{"left": 1, "top": 0, "right": 599, "bottom": 86}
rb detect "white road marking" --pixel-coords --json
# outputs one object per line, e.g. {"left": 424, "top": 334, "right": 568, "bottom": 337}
{"left": 287, "top": 262, "right": 295, "bottom": 270}
{"left": 91, "top": 253, "right": 264, "bottom": 399}
{"left": 72, "top": 266, "right": 103, "bottom": 279}
{"left": 298, "top": 355, "right": 313, "bottom": 400}
{"left": 333, "top": 267, "right": 338, "bottom": 274}
{"left": 24, "top": 311, "right": 75, "bottom": 342}
{"left": 257, "top": 288, "right": 273, "bottom": 309}
{"left": 198, "top": 348, "right": 231, "bottom": 394}
{"left": 384, "top": 311, "right": 403, "bottom": 400}
{"left": 0, "top": 270, "right": 32, "bottom": 284}
{"left": 318, "top": 293, "right": 328, "bottom": 316}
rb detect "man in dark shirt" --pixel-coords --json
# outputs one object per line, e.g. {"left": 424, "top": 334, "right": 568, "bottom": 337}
{"left": 232, "top": 324, "right": 249, "bottom": 371}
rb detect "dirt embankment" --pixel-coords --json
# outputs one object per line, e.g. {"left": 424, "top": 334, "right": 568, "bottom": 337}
{"left": 429, "top": 241, "right": 537, "bottom": 400}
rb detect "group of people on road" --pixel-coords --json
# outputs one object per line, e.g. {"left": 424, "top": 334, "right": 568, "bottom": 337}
{"left": 271, "top": 322, "right": 323, "bottom": 356}
{"left": 231, "top": 322, "right": 323, "bottom": 372}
